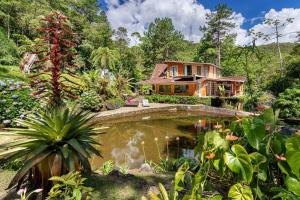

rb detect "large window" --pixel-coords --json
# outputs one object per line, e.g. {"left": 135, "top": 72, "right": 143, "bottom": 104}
{"left": 204, "top": 66, "right": 209, "bottom": 77}
{"left": 197, "top": 66, "right": 201, "bottom": 75}
{"left": 170, "top": 65, "right": 178, "bottom": 77}
{"left": 174, "top": 85, "right": 188, "bottom": 93}
{"left": 184, "top": 65, "right": 192, "bottom": 76}
{"left": 159, "top": 85, "right": 171, "bottom": 93}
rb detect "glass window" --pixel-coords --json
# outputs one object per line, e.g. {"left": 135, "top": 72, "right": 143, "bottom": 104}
{"left": 174, "top": 85, "right": 188, "bottom": 93}
{"left": 159, "top": 85, "right": 164, "bottom": 93}
{"left": 204, "top": 66, "right": 209, "bottom": 77}
{"left": 170, "top": 66, "right": 178, "bottom": 77}
{"left": 197, "top": 66, "right": 201, "bottom": 75}
{"left": 165, "top": 85, "right": 171, "bottom": 93}
{"left": 184, "top": 65, "right": 192, "bottom": 75}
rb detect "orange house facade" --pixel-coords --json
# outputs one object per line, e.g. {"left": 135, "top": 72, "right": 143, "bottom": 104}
{"left": 141, "top": 61, "right": 246, "bottom": 97}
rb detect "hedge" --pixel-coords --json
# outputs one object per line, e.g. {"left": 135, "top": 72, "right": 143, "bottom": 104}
{"left": 146, "top": 94, "right": 211, "bottom": 105}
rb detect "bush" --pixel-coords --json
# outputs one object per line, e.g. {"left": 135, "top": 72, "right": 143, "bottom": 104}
{"left": 0, "top": 29, "right": 18, "bottom": 65}
{"left": 78, "top": 90, "right": 102, "bottom": 112}
{"left": 274, "top": 87, "right": 300, "bottom": 118}
{"left": 0, "top": 79, "right": 39, "bottom": 126}
{"left": 105, "top": 98, "right": 124, "bottom": 110}
{"left": 47, "top": 171, "right": 92, "bottom": 200}
{"left": 211, "top": 96, "right": 244, "bottom": 109}
{"left": 146, "top": 94, "right": 211, "bottom": 105}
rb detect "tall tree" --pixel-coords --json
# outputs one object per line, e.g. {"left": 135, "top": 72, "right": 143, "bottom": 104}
{"left": 140, "top": 17, "right": 184, "bottom": 75}
{"left": 91, "top": 47, "right": 119, "bottom": 75}
{"left": 200, "top": 4, "right": 235, "bottom": 67}
{"left": 264, "top": 17, "right": 294, "bottom": 77}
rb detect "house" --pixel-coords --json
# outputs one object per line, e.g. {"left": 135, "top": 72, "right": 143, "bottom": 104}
{"left": 140, "top": 60, "right": 246, "bottom": 97}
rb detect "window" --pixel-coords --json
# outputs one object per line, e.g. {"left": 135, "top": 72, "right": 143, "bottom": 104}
{"left": 184, "top": 65, "right": 192, "bottom": 76}
{"left": 197, "top": 66, "right": 201, "bottom": 75}
{"left": 165, "top": 85, "right": 171, "bottom": 93}
{"left": 170, "top": 66, "right": 178, "bottom": 77}
{"left": 204, "top": 66, "right": 209, "bottom": 77}
{"left": 174, "top": 85, "right": 188, "bottom": 93}
{"left": 159, "top": 85, "right": 171, "bottom": 93}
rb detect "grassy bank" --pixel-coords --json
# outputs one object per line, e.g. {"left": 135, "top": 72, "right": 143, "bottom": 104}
{"left": 0, "top": 170, "right": 173, "bottom": 200}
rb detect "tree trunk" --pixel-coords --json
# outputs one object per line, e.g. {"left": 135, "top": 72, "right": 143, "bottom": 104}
{"left": 216, "top": 31, "right": 221, "bottom": 67}
{"left": 275, "top": 25, "right": 283, "bottom": 77}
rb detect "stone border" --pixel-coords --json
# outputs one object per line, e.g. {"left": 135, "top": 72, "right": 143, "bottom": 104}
{"left": 93, "top": 103, "right": 253, "bottom": 123}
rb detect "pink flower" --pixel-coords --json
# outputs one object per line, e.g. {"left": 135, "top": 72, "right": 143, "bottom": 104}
{"left": 275, "top": 154, "right": 286, "bottom": 161}
{"left": 205, "top": 153, "right": 216, "bottom": 159}
{"left": 225, "top": 135, "right": 240, "bottom": 141}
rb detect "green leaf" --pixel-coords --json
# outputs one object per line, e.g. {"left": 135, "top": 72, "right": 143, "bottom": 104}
{"left": 224, "top": 145, "right": 253, "bottom": 184}
{"left": 158, "top": 183, "right": 169, "bottom": 200}
{"left": 228, "top": 183, "right": 253, "bottom": 200}
{"left": 249, "top": 152, "right": 267, "bottom": 171}
{"left": 285, "top": 176, "right": 300, "bottom": 196}
{"left": 204, "top": 131, "right": 228, "bottom": 150}
{"left": 286, "top": 135, "right": 300, "bottom": 179}
{"left": 242, "top": 118, "right": 265, "bottom": 150}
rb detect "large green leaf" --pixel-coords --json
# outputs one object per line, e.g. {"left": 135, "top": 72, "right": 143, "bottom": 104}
{"left": 204, "top": 131, "right": 229, "bottom": 150}
{"left": 285, "top": 176, "right": 300, "bottom": 196}
{"left": 224, "top": 145, "right": 253, "bottom": 183}
{"left": 286, "top": 135, "right": 300, "bottom": 179}
{"left": 249, "top": 152, "right": 267, "bottom": 171}
{"left": 228, "top": 183, "right": 253, "bottom": 200}
{"left": 242, "top": 118, "right": 265, "bottom": 150}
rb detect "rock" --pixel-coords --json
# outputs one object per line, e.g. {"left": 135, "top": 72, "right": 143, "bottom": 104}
{"left": 280, "top": 126, "right": 298, "bottom": 136}
{"left": 148, "top": 186, "right": 159, "bottom": 195}
{"left": 3, "top": 120, "right": 11, "bottom": 125}
{"left": 140, "top": 163, "right": 153, "bottom": 173}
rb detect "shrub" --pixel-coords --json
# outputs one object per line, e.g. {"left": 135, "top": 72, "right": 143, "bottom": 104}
{"left": 0, "top": 29, "right": 18, "bottom": 65}
{"left": 274, "top": 87, "right": 300, "bottom": 118}
{"left": 47, "top": 171, "right": 92, "bottom": 200}
{"left": 100, "top": 160, "right": 115, "bottom": 175}
{"left": 0, "top": 79, "right": 39, "bottom": 126}
{"left": 146, "top": 94, "right": 211, "bottom": 105}
{"left": 1, "top": 158, "right": 23, "bottom": 171}
{"left": 105, "top": 98, "right": 124, "bottom": 110}
{"left": 78, "top": 90, "right": 102, "bottom": 112}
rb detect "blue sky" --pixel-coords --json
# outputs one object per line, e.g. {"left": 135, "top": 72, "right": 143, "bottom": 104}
{"left": 98, "top": 0, "right": 300, "bottom": 45}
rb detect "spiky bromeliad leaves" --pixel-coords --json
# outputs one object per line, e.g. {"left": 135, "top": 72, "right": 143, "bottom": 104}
{"left": 20, "top": 12, "right": 79, "bottom": 107}
{"left": 0, "top": 107, "right": 103, "bottom": 193}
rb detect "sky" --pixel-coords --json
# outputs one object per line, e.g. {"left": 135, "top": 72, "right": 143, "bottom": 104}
{"left": 98, "top": 0, "right": 300, "bottom": 46}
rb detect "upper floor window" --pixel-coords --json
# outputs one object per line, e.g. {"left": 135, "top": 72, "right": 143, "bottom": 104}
{"left": 170, "top": 65, "right": 178, "bottom": 77}
{"left": 184, "top": 65, "right": 192, "bottom": 76}
{"left": 197, "top": 66, "right": 201, "bottom": 76}
{"left": 204, "top": 66, "right": 209, "bottom": 77}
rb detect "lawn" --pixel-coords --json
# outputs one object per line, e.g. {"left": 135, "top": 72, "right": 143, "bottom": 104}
{"left": 0, "top": 170, "right": 173, "bottom": 200}
{"left": 0, "top": 65, "right": 27, "bottom": 82}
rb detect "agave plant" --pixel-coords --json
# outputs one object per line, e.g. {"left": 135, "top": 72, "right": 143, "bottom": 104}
{"left": 0, "top": 107, "right": 102, "bottom": 193}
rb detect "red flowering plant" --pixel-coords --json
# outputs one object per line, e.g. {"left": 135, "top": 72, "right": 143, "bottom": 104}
{"left": 21, "top": 12, "right": 79, "bottom": 107}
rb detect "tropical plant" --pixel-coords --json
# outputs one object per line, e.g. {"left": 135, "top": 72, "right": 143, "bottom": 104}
{"left": 78, "top": 89, "right": 102, "bottom": 112}
{"left": 90, "top": 47, "right": 119, "bottom": 74}
{"left": 0, "top": 107, "right": 102, "bottom": 196}
{"left": 17, "top": 187, "right": 43, "bottom": 200}
{"left": 20, "top": 12, "right": 80, "bottom": 107}
{"left": 46, "top": 171, "right": 92, "bottom": 200}
{"left": 118, "top": 164, "right": 129, "bottom": 175}
{"left": 100, "top": 160, "right": 114, "bottom": 175}
{"left": 144, "top": 109, "right": 300, "bottom": 199}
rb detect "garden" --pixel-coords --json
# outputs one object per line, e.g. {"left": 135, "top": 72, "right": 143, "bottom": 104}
{"left": 0, "top": 1, "right": 299, "bottom": 200}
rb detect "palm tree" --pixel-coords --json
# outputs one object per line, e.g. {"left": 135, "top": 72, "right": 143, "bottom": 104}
{"left": 90, "top": 47, "right": 120, "bottom": 76}
{"left": 0, "top": 107, "right": 103, "bottom": 195}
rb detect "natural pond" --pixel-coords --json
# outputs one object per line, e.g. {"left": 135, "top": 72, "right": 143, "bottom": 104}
{"left": 91, "top": 110, "right": 233, "bottom": 169}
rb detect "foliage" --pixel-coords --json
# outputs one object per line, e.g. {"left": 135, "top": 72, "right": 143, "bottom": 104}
{"left": 105, "top": 98, "right": 124, "bottom": 110}
{"left": 0, "top": 107, "right": 102, "bottom": 195}
{"left": 1, "top": 158, "right": 23, "bottom": 171}
{"left": 0, "top": 29, "right": 18, "bottom": 65}
{"left": 17, "top": 188, "right": 43, "bottom": 200}
{"left": 78, "top": 90, "right": 102, "bottom": 112}
{"left": 47, "top": 171, "right": 92, "bottom": 200}
{"left": 100, "top": 160, "right": 115, "bottom": 175}
{"left": 273, "top": 87, "right": 300, "bottom": 118}
{"left": 140, "top": 18, "right": 184, "bottom": 75}
{"left": 21, "top": 12, "right": 80, "bottom": 107}
{"left": 118, "top": 164, "right": 129, "bottom": 175}
{"left": 144, "top": 109, "right": 300, "bottom": 199}
{"left": 146, "top": 94, "right": 211, "bottom": 105}
{"left": 0, "top": 79, "right": 39, "bottom": 126}
{"left": 91, "top": 47, "right": 120, "bottom": 73}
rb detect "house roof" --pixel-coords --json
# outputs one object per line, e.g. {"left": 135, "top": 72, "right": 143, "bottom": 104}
{"left": 164, "top": 60, "right": 222, "bottom": 69}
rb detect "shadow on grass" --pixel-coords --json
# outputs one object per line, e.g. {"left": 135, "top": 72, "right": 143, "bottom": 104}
{"left": 86, "top": 172, "right": 174, "bottom": 200}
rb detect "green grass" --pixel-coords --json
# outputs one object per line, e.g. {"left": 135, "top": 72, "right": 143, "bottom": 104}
{"left": 0, "top": 170, "right": 174, "bottom": 200}
{"left": 0, "top": 65, "right": 27, "bottom": 82}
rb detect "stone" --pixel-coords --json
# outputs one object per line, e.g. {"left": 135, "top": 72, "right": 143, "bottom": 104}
{"left": 148, "top": 186, "right": 159, "bottom": 195}
{"left": 3, "top": 120, "right": 11, "bottom": 125}
{"left": 140, "top": 163, "right": 153, "bottom": 173}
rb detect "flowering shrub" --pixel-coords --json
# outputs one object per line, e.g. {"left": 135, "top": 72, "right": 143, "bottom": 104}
{"left": 0, "top": 79, "right": 39, "bottom": 126}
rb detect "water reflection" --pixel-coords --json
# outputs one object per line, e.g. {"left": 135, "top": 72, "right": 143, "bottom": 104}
{"left": 91, "top": 111, "right": 231, "bottom": 169}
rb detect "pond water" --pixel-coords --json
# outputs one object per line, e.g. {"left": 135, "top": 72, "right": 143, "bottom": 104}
{"left": 91, "top": 111, "right": 233, "bottom": 169}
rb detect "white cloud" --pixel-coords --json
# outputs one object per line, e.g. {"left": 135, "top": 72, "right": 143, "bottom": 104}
{"left": 237, "top": 8, "right": 300, "bottom": 45}
{"left": 105, "top": 0, "right": 210, "bottom": 45}
{"left": 104, "top": 1, "right": 300, "bottom": 46}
